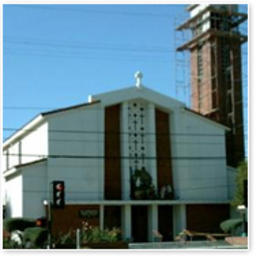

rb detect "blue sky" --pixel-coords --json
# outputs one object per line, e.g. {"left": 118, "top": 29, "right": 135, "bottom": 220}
{"left": 3, "top": 4, "right": 248, "bottom": 154}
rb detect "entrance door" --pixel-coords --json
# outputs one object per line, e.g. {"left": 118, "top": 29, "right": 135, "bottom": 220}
{"left": 158, "top": 206, "right": 173, "bottom": 241}
{"left": 131, "top": 206, "right": 148, "bottom": 242}
{"left": 104, "top": 206, "right": 121, "bottom": 230}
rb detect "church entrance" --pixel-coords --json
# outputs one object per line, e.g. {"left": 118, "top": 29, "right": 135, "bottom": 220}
{"left": 158, "top": 205, "right": 173, "bottom": 241}
{"left": 131, "top": 206, "right": 148, "bottom": 242}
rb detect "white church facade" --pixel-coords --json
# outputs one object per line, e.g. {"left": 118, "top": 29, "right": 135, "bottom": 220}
{"left": 2, "top": 73, "right": 236, "bottom": 242}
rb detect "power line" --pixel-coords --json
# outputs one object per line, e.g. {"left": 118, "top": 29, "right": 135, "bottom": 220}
{"left": 47, "top": 138, "right": 225, "bottom": 145}
{"left": 4, "top": 127, "right": 246, "bottom": 137}
{"left": 3, "top": 48, "right": 173, "bottom": 64}
{"left": 4, "top": 35, "right": 174, "bottom": 50}
{"left": 3, "top": 137, "right": 227, "bottom": 146}
{"left": 13, "top": 4, "right": 179, "bottom": 19}
{"left": 2, "top": 102, "right": 248, "bottom": 111}
{"left": 3, "top": 46, "right": 173, "bottom": 61}
{"left": 6, "top": 153, "right": 226, "bottom": 161}
{"left": 2, "top": 160, "right": 238, "bottom": 174}
{"left": 4, "top": 37, "right": 174, "bottom": 54}
{"left": 10, "top": 163, "right": 232, "bottom": 171}
{"left": 22, "top": 183, "right": 235, "bottom": 194}
{"left": 3, "top": 106, "right": 56, "bottom": 111}
{"left": 3, "top": 35, "right": 175, "bottom": 64}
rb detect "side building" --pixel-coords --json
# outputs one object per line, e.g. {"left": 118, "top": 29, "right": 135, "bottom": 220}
{"left": 2, "top": 74, "right": 236, "bottom": 242}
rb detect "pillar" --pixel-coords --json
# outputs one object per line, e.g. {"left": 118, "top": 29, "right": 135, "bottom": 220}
{"left": 99, "top": 205, "right": 104, "bottom": 230}
{"left": 121, "top": 205, "right": 131, "bottom": 241}
{"left": 148, "top": 204, "right": 158, "bottom": 242}
{"left": 173, "top": 204, "right": 186, "bottom": 238}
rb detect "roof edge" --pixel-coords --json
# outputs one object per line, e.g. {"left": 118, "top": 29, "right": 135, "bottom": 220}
{"left": 3, "top": 114, "right": 44, "bottom": 149}
{"left": 92, "top": 85, "right": 185, "bottom": 109}
{"left": 3, "top": 158, "right": 47, "bottom": 179}
{"left": 184, "top": 107, "right": 230, "bottom": 131}
{"left": 186, "top": 4, "right": 199, "bottom": 12}
{"left": 41, "top": 100, "right": 100, "bottom": 116}
{"left": 15, "top": 158, "right": 47, "bottom": 169}
{"left": 3, "top": 100, "right": 101, "bottom": 149}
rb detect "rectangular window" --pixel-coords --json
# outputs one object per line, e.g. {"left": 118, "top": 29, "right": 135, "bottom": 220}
{"left": 18, "top": 142, "right": 22, "bottom": 164}
{"left": 6, "top": 150, "right": 9, "bottom": 170}
{"left": 197, "top": 44, "right": 203, "bottom": 81}
{"left": 227, "top": 92, "right": 233, "bottom": 113}
{"left": 197, "top": 44, "right": 203, "bottom": 110}
{"left": 212, "top": 89, "right": 218, "bottom": 109}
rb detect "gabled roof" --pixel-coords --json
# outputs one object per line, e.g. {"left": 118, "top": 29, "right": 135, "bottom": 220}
{"left": 90, "top": 85, "right": 229, "bottom": 131}
{"left": 3, "top": 100, "right": 100, "bottom": 148}
{"left": 184, "top": 107, "right": 230, "bottom": 131}
{"left": 89, "top": 85, "right": 184, "bottom": 110}
{"left": 14, "top": 158, "right": 47, "bottom": 169}
{"left": 41, "top": 100, "right": 100, "bottom": 116}
{"left": 3, "top": 84, "right": 229, "bottom": 149}
{"left": 3, "top": 158, "right": 47, "bottom": 178}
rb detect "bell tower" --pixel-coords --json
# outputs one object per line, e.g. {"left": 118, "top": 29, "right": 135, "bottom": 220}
{"left": 176, "top": 4, "right": 247, "bottom": 167}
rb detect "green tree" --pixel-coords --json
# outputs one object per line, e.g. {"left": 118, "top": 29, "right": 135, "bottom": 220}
{"left": 3, "top": 218, "right": 36, "bottom": 232}
{"left": 231, "top": 160, "right": 248, "bottom": 207}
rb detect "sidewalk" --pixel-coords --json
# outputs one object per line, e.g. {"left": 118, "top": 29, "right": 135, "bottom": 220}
{"left": 129, "top": 240, "right": 248, "bottom": 250}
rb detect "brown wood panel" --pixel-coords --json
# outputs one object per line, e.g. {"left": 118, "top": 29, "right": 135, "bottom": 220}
{"left": 51, "top": 205, "right": 99, "bottom": 238}
{"left": 186, "top": 204, "right": 230, "bottom": 234}
{"left": 105, "top": 104, "right": 121, "bottom": 200}
{"left": 155, "top": 109, "right": 174, "bottom": 198}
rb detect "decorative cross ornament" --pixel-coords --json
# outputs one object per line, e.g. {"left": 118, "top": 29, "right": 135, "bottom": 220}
{"left": 128, "top": 100, "right": 147, "bottom": 170}
{"left": 135, "top": 71, "right": 143, "bottom": 88}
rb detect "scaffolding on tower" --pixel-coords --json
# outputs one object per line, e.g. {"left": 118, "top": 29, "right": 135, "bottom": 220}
{"left": 174, "top": 4, "right": 248, "bottom": 167}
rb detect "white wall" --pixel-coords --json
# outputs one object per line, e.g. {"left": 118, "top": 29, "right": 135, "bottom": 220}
{"left": 47, "top": 103, "right": 104, "bottom": 201}
{"left": 23, "top": 162, "right": 47, "bottom": 218}
{"left": 5, "top": 173, "right": 23, "bottom": 218}
{"left": 3, "top": 122, "right": 48, "bottom": 171}
{"left": 171, "top": 109, "right": 228, "bottom": 201}
{"left": 2, "top": 145, "right": 20, "bottom": 173}
{"left": 2, "top": 151, "right": 7, "bottom": 172}
{"left": 8, "top": 142, "right": 20, "bottom": 170}
{"left": 4, "top": 161, "right": 47, "bottom": 219}
{"left": 21, "top": 122, "right": 48, "bottom": 164}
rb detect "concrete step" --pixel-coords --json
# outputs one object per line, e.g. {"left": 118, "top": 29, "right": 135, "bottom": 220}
{"left": 129, "top": 240, "right": 247, "bottom": 249}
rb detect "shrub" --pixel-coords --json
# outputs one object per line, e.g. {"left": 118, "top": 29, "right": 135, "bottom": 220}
{"left": 23, "top": 227, "right": 48, "bottom": 248}
{"left": 81, "top": 222, "right": 122, "bottom": 243}
{"left": 3, "top": 238, "right": 22, "bottom": 249}
{"left": 3, "top": 218, "right": 36, "bottom": 232}
{"left": 220, "top": 218, "right": 243, "bottom": 235}
{"left": 55, "top": 223, "right": 122, "bottom": 247}
{"left": 55, "top": 229, "right": 76, "bottom": 245}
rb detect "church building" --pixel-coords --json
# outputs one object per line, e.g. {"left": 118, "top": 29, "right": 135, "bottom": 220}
{"left": 3, "top": 72, "right": 236, "bottom": 242}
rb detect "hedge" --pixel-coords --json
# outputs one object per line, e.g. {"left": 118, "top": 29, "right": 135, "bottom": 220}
{"left": 23, "top": 227, "right": 48, "bottom": 248}
{"left": 3, "top": 218, "right": 36, "bottom": 232}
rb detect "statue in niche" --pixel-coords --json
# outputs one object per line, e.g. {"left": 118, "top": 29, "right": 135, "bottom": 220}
{"left": 130, "top": 167, "right": 156, "bottom": 200}
{"left": 160, "top": 184, "right": 174, "bottom": 200}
